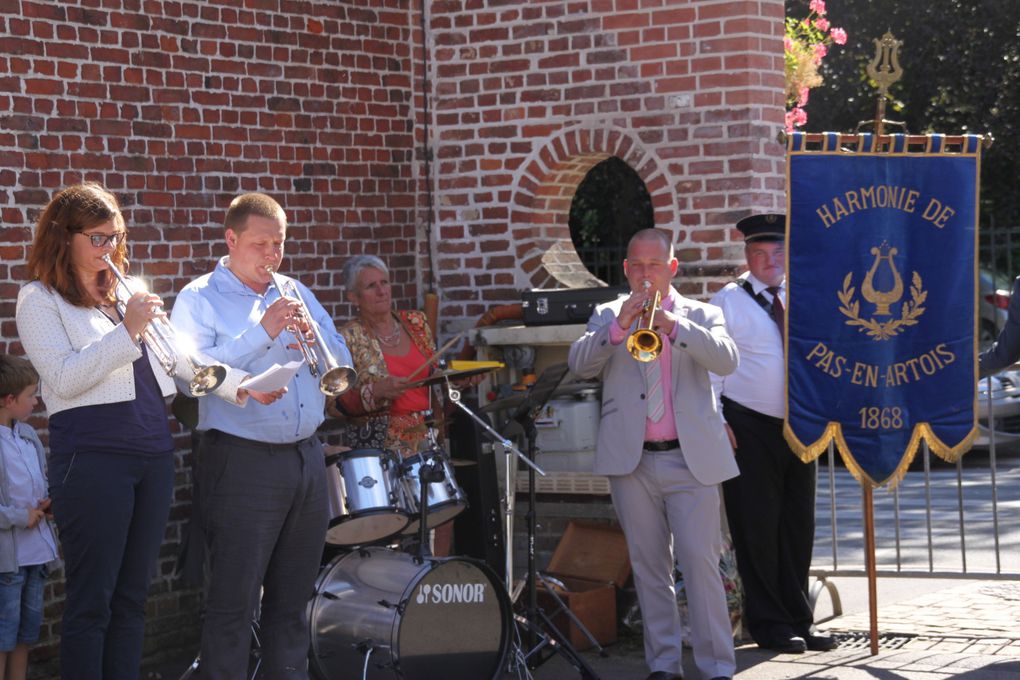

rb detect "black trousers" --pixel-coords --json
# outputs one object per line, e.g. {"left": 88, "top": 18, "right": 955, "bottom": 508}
{"left": 721, "top": 399, "right": 816, "bottom": 645}
{"left": 197, "top": 430, "right": 328, "bottom": 680}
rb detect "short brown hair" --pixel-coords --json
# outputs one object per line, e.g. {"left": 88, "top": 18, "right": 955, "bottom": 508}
{"left": 223, "top": 193, "right": 287, "bottom": 234}
{"left": 27, "top": 183, "right": 128, "bottom": 308}
{"left": 0, "top": 354, "right": 39, "bottom": 400}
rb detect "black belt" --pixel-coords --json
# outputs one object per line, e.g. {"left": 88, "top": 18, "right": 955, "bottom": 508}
{"left": 643, "top": 438, "right": 680, "bottom": 452}
{"left": 204, "top": 429, "right": 316, "bottom": 453}
{"left": 721, "top": 396, "right": 784, "bottom": 426}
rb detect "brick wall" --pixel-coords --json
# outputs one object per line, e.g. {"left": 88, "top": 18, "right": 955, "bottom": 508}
{"left": 428, "top": 0, "right": 788, "bottom": 327}
{"left": 1, "top": 0, "right": 787, "bottom": 672}
{"left": 0, "top": 1, "right": 424, "bottom": 672}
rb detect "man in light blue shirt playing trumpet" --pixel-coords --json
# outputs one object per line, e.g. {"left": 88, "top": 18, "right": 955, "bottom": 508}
{"left": 171, "top": 192, "right": 353, "bottom": 680}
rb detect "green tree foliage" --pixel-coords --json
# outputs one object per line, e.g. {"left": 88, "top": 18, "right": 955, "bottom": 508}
{"left": 788, "top": 0, "right": 1020, "bottom": 233}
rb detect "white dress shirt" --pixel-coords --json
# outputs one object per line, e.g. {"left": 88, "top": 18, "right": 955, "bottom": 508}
{"left": 710, "top": 272, "right": 785, "bottom": 419}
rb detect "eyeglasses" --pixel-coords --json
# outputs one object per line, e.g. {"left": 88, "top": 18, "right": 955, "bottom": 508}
{"left": 81, "top": 232, "right": 126, "bottom": 248}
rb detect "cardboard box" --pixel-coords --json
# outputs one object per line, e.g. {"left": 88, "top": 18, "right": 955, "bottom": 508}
{"left": 537, "top": 520, "right": 631, "bottom": 650}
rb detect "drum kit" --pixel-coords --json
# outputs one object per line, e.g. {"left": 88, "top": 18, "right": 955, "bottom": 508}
{"left": 180, "top": 363, "right": 600, "bottom": 680}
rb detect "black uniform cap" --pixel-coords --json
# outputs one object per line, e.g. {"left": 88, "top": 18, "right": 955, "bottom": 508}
{"left": 736, "top": 213, "right": 785, "bottom": 243}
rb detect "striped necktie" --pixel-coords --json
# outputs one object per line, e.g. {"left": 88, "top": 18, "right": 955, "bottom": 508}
{"left": 643, "top": 354, "right": 666, "bottom": 422}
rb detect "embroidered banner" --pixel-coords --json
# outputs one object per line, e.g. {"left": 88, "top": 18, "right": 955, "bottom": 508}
{"left": 784, "top": 133, "right": 982, "bottom": 488}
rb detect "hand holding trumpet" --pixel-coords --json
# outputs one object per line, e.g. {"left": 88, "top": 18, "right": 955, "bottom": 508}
{"left": 260, "top": 296, "right": 305, "bottom": 340}
{"left": 121, "top": 291, "right": 166, "bottom": 341}
{"left": 622, "top": 281, "right": 680, "bottom": 362}
{"left": 616, "top": 286, "right": 656, "bottom": 330}
{"left": 617, "top": 282, "right": 676, "bottom": 336}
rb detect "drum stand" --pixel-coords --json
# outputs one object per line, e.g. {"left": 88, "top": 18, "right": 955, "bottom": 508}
{"left": 414, "top": 439, "right": 443, "bottom": 563}
{"left": 446, "top": 365, "right": 600, "bottom": 680}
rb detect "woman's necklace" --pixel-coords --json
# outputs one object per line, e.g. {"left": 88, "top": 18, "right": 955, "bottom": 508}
{"left": 373, "top": 318, "right": 402, "bottom": 347}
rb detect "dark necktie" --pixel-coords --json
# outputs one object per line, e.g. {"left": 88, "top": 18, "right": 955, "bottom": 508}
{"left": 767, "top": 286, "right": 785, "bottom": 346}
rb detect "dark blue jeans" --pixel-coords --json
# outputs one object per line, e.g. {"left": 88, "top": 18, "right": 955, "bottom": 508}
{"left": 48, "top": 449, "right": 175, "bottom": 680}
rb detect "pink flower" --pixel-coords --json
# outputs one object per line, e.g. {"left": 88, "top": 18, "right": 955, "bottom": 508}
{"left": 809, "top": 0, "right": 827, "bottom": 15}
{"left": 785, "top": 107, "right": 809, "bottom": 132}
{"left": 830, "top": 27, "right": 847, "bottom": 45}
{"left": 798, "top": 87, "right": 810, "bottom": 107}
{"left": 813, "top": 17, "right": 830, "bottom": 32}
{"left": 812, "top": 42, "right": 828, "bottom": 64}
{"left": 784, "top": 36, "right": 794, "bottom": 52}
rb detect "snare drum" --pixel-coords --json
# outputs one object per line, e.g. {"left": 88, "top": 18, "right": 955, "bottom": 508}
{"left": 308, "top": 547, "right": 510, "bottom": 680}
{"left": 323, "top": 449, "right": 410, "bottom": 546}
{"left": 399, "top": 449, "right": 468, "bottom": 535}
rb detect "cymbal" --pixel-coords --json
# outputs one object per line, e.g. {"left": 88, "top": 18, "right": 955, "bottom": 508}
{"left": 480, "top": 382, "right": 600, "bottom": 413}
{"left": 449, "top": 458, "right": 478, "bottom": 467}
{"left": 406, "top": 366, "right": 497, "bottom": 389}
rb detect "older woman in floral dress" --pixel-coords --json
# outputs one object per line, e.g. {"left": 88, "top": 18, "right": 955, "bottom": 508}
{"left": 328, "top": 254, "right": 454, "bottom": 554}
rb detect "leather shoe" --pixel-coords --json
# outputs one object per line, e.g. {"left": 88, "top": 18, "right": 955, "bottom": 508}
{"left": 761, "top": 635, "right": 807, "bottom": 653}
{"left": 645, "top": 672, "right": 683, "bottom": 680}
{"left": 804, "top": 632, "right": 839, "bottom": 651}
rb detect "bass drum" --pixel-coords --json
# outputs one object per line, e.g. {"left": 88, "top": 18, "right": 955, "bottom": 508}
{"left": 309, "top": 548, "right": 511, "bottom": 680}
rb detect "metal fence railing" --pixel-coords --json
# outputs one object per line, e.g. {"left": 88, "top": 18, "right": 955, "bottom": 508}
{"left": 812, "top": 383, "right": 1020, "bottom": 584}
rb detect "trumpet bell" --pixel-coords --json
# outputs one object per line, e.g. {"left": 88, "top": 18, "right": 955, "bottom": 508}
{"left": 319, "top": 365, "right": 358, "bottom": 397}
{"left": 626, "top": 329, "right": 662, "bottom": 362}
{"left": 189, "top": 364, "right": 228, "bottom": 397}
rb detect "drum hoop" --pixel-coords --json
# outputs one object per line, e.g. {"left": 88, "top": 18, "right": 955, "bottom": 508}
{"left": 328, "top": 506, "right": 410, "bottom": 524}
{"left": 341, "top": 448, "right": 400, "bottom": 460}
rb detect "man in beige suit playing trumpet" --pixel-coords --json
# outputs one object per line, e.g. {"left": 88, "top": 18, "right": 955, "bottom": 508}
{"left": 568, "top": 228, "right": 738, "bottom": 680}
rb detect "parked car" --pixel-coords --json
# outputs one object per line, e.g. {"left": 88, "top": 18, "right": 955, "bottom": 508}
{"left": 975, "top": 369, "right": 1020, "bottom": 449}
{"left": 979, "top": 267, "right": 1013, "bottom": 346}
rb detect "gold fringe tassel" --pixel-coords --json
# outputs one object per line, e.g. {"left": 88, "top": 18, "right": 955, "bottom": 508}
{"left": 783, "top": 421, "right": 978, "bottom": 491}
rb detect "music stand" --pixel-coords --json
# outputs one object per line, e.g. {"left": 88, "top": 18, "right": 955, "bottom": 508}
{"left": 507, "top": 363, "right": 600, "bottom": 679}
{"left": 443, "top": 364, "right": 598, "bottom": 678}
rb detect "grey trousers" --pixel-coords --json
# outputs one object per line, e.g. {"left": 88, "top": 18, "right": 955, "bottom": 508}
{"left": 197, "top": 430, "right": 329, "bottom": 680}
{"left": 610, "top": 448, "right": 736, "bottom": 679}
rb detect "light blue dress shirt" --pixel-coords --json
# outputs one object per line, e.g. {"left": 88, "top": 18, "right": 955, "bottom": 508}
{"left": 0, "top": 424, "right": 58, "bottom": 566}
{"left": 170, "top": 257, "right": 354, "bottom": 444}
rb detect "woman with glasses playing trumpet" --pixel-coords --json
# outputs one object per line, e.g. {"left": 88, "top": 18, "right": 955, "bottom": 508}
{"left": 14, "top": 183, "right": 248, "bottom": 680}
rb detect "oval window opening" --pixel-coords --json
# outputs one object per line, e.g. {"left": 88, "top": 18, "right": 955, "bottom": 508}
{"left": 568, "top": 157, "right": 655, "bottom": 286}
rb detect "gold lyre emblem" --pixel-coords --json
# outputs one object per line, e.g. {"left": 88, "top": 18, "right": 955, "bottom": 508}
{"left": 861, "top": 242, "right": 903, "bottom": 315}
{"left": 837, "top": 242, "right": 927, "bottom": 341}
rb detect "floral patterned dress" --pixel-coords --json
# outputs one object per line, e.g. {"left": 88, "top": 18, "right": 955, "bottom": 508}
{"left": 330, "top": 310, "right": 437, "bottom": 458}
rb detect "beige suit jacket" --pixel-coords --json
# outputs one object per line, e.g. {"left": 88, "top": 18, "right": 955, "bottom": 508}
{"left": 568, "top": 290, "right": 740, "bottom": 485}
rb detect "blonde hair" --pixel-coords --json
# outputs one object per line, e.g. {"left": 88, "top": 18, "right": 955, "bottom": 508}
{"left": 223, "top": 193, "right": 286, "bottom": 234}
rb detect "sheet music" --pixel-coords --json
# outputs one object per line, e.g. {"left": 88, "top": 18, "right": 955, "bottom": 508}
{"left": 239, "top": 360, "right": 304, "bottom": 392}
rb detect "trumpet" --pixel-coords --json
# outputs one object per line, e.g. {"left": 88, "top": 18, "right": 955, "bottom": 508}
{"left": 267, "top": 267, "right": 357, "bottom": 397}
{"left": 626, "top": 281, "right": 663, "bottom": 362}
{"left": 102, "top": 255, "right": 227, "bottom": 397}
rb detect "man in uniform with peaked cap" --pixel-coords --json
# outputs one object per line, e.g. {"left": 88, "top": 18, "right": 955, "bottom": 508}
{"left": 710, "top": 214, "right": 839, "bottom": 654}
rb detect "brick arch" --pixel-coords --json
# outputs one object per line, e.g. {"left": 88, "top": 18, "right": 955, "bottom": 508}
{"left": 509, "top": 125, "right": 678, "bottom": 289}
